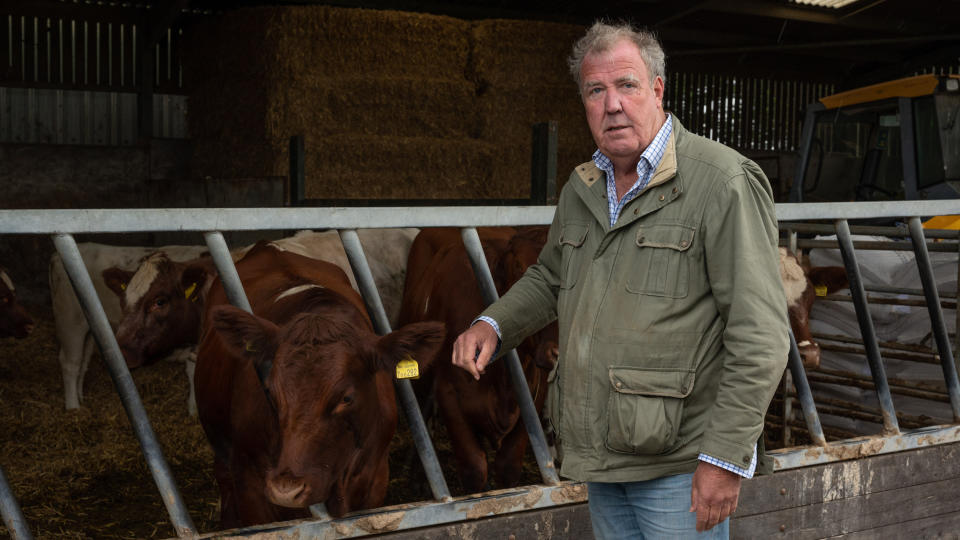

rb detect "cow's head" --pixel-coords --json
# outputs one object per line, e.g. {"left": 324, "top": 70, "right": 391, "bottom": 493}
{"left": 103, "top": 253, "right": 212, "bottom": 368}
{"left": 779, "top": 248, "right": 848, "bottom": 369}
{"left": 209, "top": 304, "right": 445, "bottom": 515}
{"left": 0, "top": 268, "right": 34, "bottom": 339}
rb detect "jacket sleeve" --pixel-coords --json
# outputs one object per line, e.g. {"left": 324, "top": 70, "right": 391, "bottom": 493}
{"left": 698, "top": 159, "right": 789, "bottom": 466}
{"left": 478, "top": 193, "right": 567, "bottom": 355}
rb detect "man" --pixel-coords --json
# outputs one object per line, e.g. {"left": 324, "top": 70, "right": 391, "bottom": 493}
{"left": 452, "top": 22, "right": 788, "bottom": 539}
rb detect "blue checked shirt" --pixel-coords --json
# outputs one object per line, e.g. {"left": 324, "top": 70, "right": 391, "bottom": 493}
{"left": 478, "top": 114, "right": 756, "bottom": 479}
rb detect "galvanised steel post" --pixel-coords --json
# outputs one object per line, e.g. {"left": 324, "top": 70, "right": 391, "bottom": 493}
{"left": 203, "top": 232, "right": 252, "bottom": 313}
{"left": 338, "top": 229, "right": 452, "bottom": 502}
{"left": 787, "top": 332, "right": 827, "bottom": 446}
{"left": 51, "top": 234, "right": 197, "bottom": 538}
{"left": 907, "top": 217, "right": 960, "bottom": 420}
{"left": 833, "top": 220, "right": 900, "bottom": 434}
{"left": 0, "top": 464, "right": 32, "bottom": 540}
{"left": 460, "top": 227, "right": 560, "bottom": 486}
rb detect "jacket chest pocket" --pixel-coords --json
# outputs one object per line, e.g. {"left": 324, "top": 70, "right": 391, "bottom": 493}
{"left": 626, "top": 224, "right": 695, "bottom": 298}
{"left": 559, "top": 222, "right": 589, "bottom": 290}
{"left": 605, "top": 367, "right": 694, "bottom": 456}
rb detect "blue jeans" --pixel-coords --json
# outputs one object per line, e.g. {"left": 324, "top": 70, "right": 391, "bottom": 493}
{"left": 587, "top": 473, "right": 730, "bottom": 540}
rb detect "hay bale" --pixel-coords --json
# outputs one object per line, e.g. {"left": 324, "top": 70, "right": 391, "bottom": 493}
{"left": 304, "top": 135, "right": 497, "bottom": 199}
{"left": 267, "top": 6, "right": 470, "bottom": 80}
{"left": 470, "top": 19, "right": 585, "bottom": 88}
{"left": 266, "top": 76, "right": 479, "bottom": 142}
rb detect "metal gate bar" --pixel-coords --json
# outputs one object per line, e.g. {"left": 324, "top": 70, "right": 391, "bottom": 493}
{"left": 338, "top": 229, "right": 452, "bottom": 502}
{"left": 787, "top": 332, "right": 826, "bottom": 446}
{"left": 833, "top": 220, "right": 900, "bottom": 434}
{"left": 50, "top": 234, "right": 197, "bottom": 537}
{"left": 460, "top": 227, "right": 560, "bottom": 486}
{"left": 907, "top": 217, "right": 960, "bottom": 420}
{"left": 0, "top": 464, "right": 32, "bottom": 540}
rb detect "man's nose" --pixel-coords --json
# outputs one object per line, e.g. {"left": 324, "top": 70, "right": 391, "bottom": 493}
{"left": 604, "top": 90, "right": 622, "bottom": 113}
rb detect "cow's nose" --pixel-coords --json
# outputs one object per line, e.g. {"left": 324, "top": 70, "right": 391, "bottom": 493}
{"left": 267, "top": 472, "right": 310, "bottom": 508}
{"left": 797, "top": 340, "right": 821, "bottom": 370}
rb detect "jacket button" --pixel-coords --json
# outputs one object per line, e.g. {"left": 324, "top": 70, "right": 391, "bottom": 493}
{"left": 638, "top": 236, "right": 645, "bottom": 243}
{"left": 634, "top": 208, "right": 639, "bottom": 215}
{"left": 672, "top": 187, "right": 678, "bottom": 193}
{"left": 615, "top": 382, "right": 622, "bottom": 389}
{"left": 743, "top": 456, "right": 751, "bottom": 463}
{"left": 659, "top": 195, "right": 665, "bottom": 201}
{"left": 680, "top": 240, "right": 688, "bottom": 247}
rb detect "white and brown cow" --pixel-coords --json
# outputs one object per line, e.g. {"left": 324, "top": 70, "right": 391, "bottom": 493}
{"left": 1, "top": 266, "right": 34, "bottom": 339}
{"left": 779, "top": 247, "right": 848, "bottom": 369}
{"left": 101, "top": 229, "right": 418, "bottom": 414}
{"left": 49, "top": 243, "right": 210, "bottom": 410}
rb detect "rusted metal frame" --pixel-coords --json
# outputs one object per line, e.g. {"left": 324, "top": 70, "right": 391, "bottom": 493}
{"left": 808, "top": 368, "right": 950, "bottom": 403}
{"left": 907, "top": 216, "right": 960, "bottom": 420}
{"left": 818, "top": 342, "right": 941, "bottom": 365}
{"left": 0, "top": 463, "right": 32, "bottom": 540}
{"left": 796, "top": 238, "right": 958, "bottom": 253}
{"left": 822, "top": 293, "right": 956, "bottom": 309}
{"left": 765, "top": 416, "right": 860, "bottom": 441}
{"left": 337, "top": 229, "right": 452, "bottom": 503}
{"left": 51, "top": 233, "right": 197, "bottom": 538}
{"left": 834, "top": 219, "right": 900, "bottom": 434}
{"left": 459, "top": 227, "right": 560, "bottom": 487}
{"left": 769, "top": 425, "right": 960, "bottom": 470}
{"left": 787, "top": 332, "right": 826, "bottom": 446}
{"left": 196, "top": 482, "right": 588, "bottom": 540}
{"left": 814, "top": 331, "right": 941, "bottom": 355}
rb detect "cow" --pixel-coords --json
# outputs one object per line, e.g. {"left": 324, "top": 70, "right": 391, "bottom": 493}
{"left": 0, "top": 266, "right": 34, "bottom": 339}
{"left": 49, "top": 243, "right": 209, "bottom": 410}
{"left": 398, "top": 226, "right": 559, "bottom": 493}
{"left": 195, "top": 241, "right": 444, "bottom": 527}
{"left": 100, "top": 229, "right": 417, "bottom": 415}
{"left": 779, "top": 247, "right": 849, "bottom": 369}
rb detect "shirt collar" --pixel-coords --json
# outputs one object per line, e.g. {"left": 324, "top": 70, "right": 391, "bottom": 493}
{"left": 592, "top": 113, "right": 673, "bottom": 188}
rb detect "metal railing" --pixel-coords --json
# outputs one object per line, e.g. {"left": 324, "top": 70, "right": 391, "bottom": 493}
{"left": 1, "top": 199, "right": 959, "bottom": 537}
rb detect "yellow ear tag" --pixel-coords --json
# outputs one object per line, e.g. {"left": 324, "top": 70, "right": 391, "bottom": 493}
{"left": 120, "top": 283, "right": 126, "bottom": 290}
{"left": 184, "top": 282, "right": 198, "bottom": 301}
{"left": 244, "top": 340, "right": 259, "bottom": 353}
{"left": 815, "top": 285, "right": 828, "bottom": 297}
{"left": 396, "top": 356, "right": 420, "bottom": 380}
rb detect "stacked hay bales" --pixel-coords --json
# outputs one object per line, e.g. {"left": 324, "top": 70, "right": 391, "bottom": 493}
{"left": 187, "top": 6, "right": 595, "bottom": 201}
{"left": 471, "top": 19, "right": 595, "bottom": 198}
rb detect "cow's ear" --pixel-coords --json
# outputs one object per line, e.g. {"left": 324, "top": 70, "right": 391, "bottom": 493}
{"left": 181, "top": 262, "right": 212, "bottom": 301}
{"left": 102, "top": 267, "right": 134, "bottom": 298}
{"left": 211, "top": 305, "right": 279, "bottom": 363}
{"left": 373, "top": 321, "right": 446, "bottom": 374}
{"left": 808, "top": 266, "right": 849, "bottom": 294}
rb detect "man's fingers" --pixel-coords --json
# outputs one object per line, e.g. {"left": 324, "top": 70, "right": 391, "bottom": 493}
{"left": 475, "top": 339, "right": 495, "bottom": 374}
{"left": 451, "top": 334, "right": 480, "bottom": 380}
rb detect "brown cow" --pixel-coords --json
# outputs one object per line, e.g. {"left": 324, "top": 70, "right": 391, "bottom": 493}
{"left": 0, "top": 266, "right": 34, "bottom": 339}
{"left": 399, "top": 227, "right": 558, "bottom": 493}
{"left": 779, "top": 247, "right": 848, "bottom": 369}
{"left": 195, "top": 241, "right": 444, "bottom": 527}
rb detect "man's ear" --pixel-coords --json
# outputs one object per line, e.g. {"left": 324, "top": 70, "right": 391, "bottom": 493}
{"left": 808, "top": 266, "right": 849, "bottom": 295}
{"left": 102, "top": 267, "right": 135, "bottom": 298}
{"left": 373, "top": 321, "right": 446, "bottom": 375}
{"left": 210, "top": 305, "right": 279, "bottom": 369}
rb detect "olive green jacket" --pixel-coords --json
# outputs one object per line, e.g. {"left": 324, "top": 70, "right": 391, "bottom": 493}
{"left": 481, "top": 118, "right": 789, "bottom": 482}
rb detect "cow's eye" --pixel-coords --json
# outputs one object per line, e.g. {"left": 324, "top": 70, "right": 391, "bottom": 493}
{"left": 154, "top": 297, "right": 167, "bottom": 308}
{"left": 342, "top": 394, "right": 354, "bottom": 405}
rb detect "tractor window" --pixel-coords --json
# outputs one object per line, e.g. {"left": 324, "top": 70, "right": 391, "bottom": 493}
{"left": 803, "top": 103, "right": 904, "bottom": 202}
{"left": 915, "top": 96, "right": 945, "bottom": 190}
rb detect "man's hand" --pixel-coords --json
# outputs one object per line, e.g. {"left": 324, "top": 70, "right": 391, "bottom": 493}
{"left": 689, "top": 461, "right": 742, "bottom": 532}
{"left": 451, "top": 321, "right": 498, "bottom": 380}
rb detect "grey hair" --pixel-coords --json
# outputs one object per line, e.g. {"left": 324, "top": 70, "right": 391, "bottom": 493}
{"left": 568, "top": 21, "right": 666, "bottom": 91}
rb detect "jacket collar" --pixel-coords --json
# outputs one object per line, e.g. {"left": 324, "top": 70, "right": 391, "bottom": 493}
{"left": 572, "top": 117, "right": 685, "bottom": 232}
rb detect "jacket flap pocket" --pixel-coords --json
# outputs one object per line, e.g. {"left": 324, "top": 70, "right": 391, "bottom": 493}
{"left": 560, "top": 222, "right": 589, "bottom": 247}
{"left": 636, "top": 224, "right": 695, "bottom": 251}
{"left": 608, "top": 367, "right": 695, "bottom": 398}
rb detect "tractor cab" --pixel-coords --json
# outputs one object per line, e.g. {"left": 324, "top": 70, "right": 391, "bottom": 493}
{"left": 790, "top": 74, "right": 960, "bottom": 203}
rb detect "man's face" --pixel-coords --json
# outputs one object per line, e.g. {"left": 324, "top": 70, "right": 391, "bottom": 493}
{"left": 580, "top": 39, "right": 665, "bottom": 163}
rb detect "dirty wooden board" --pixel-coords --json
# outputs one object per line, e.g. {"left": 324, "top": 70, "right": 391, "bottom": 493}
{"left": 732, "top": 442, "right": 960, "bottom": 538}
{"left": 374, "top": 504, "right": 594, "bottom": 540}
